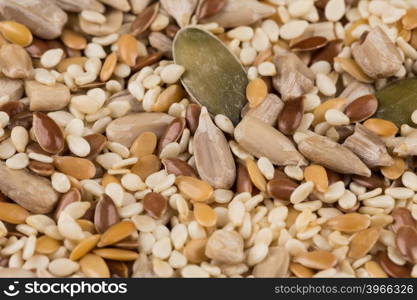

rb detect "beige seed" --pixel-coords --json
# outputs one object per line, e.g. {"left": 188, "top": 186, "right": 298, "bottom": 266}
{"left": 10, "top": 126, "right": 28, "bottom": 153}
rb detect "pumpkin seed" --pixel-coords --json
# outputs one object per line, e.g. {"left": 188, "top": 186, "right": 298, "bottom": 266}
{"left": 375, "top": 78, "right": 417, "bottom": 127}
{"left": 173, "top": 27, "right": 247, "bottom": 125}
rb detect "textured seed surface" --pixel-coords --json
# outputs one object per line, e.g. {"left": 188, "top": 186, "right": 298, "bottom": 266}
{"left": 174, "top": 27, "right": 248, "bottom": 125}
{"left": 327, "top": 213, "right": 370, "bottom": 233}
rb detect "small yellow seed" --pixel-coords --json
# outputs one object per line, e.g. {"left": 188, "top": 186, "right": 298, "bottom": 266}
{"left": 304, "top": 164, "right": 328, "bottom": 193}
{"left": 70, "top": 234, "right": 101, "bottom": 261}
{"left": 176, "top": 176, "right": 213, "bottom": 202}
{"left": 0, "top": 202, "right": 30, "bottom": 224}
{"left": 194, "top": 203, "right": 217, "bottom": 227}
{"left": 381, "top": 157, "right": 405, "bottom": 180}
{"left": 246, "top": 78, "right": 267, "bottom": 108}
{"left": 117, "top": 34, "right": 139, "bottom": 67}
{"left": 36, "top": 235, "right": 60, "bottom": 255}
{"left": 98, "top": 221, "right": 135, "bottom": 247}
{"left": 363, "top": 118, "right": 398, "bottom": 137}
{"left": 245, "top": 158, "right": 266, "bottom": 192}
{"left": 130, "top": 132, "right": 157, "bottom": 158}
{"left": 0, "top": 21, "right": 33, "bottom": 47}
{"left": 80, "top": 254, "right": 110, "bottom": 278}
{"left": 313, "top": 98, "right": 346, "bottom": 126}
{"left": 100, "top": 52, "right": 118, "bottom": 82}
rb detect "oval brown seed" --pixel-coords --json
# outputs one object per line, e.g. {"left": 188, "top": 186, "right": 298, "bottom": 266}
{"left": 236, "top": 163, "right": 253, "bottom": 194}
{"left": 158, "top": 117, "right": 186, "bottom": 153}
{"left": 93, "top": 248, "right": 139, "bottom": 261}
{"left": 106, "top": 260, "right": 129, "bottom": 278}
{"left": 94, "top": 195, "right": 120, "bottom": 234}
{"left": 143, "top": 192, "right": 167, "bottom": 219}
{"left": 267, "top": 178, "right": 298, "bottom": 201}
{"left": 326, "top": 168, "right": 342, "bottom": 186}
{"left": 117, "top": 34, "right": 139, "bottom": 67}
{"left": 131, "top": 154, "right": 161, "bottom": 181}
{"left": 28, "top": 159, "right": 54, "bottom": 177}
{"left": 130, "top": 2, "right": 160, "bottom": 37}
{"left": 196, "top": 0, "right": 226, "bottom": 20}
{"left": 311, "top": 39, "right": 343, "bottom": 64}
{"left": 54, "top": 156, "right": 96, "bottom": 180}
{"left": 378, "top": 252, "right": 411, "bottom": 278}
{"left": 32, "top": 112, "right": 64, "bottom": 154}
{"left": 130, "top": 131, "right": 157, "bottom": 158}
{"left": 84, "top": 134, "right": 107, "bottom": 160}
{"left": 9, "top": 112, "right": 32, "bottom": 130}
{"left": 194, "top": 203, "right": 217, "bottom": 227}
{"left": 98, "top": 221, "right": 135, "bottom": 248}
{"left": 291, "top": 36, "right": 328, "bottom": 51}
{"left": 70, "top": 234, "right": 101, "bottom": 261}
{"left": 278, "top": 97, "right": 303, "bottom": 135}
{"left": 185, "top": 103, "right": 201, "bottom": 134}
{"left": 326, "top": 213, "right": 370, "bottom": 233}
{"left": 352, "top": 173, "right": 385, "bottom": 189}
{"left": 100, "top": 52, "right": 118, "bottom": 82}
{"left": 344, "top": 94, "right": 378, "bottom": 122}
{"left": 53, "top": 188, "right": 81, "bottom": 221}
{"left": 61, "top": 29, "right": 87, "bottom": 50}
{"left": 392, "top": 207, "right": 416, "bottom": 233}
{"left": 153, "top": 84, "right": 186, "bottom": 112}
{"left": 349, "top": 227, "right": 381, "bottom": 259}
{"left": 295, "top": 250, "right": 337, "bottom": 270}
{"left": 162, "top": 158, "right": 197, "bottom": 177}
{"left": 395, "top": 225, "right": 417, "bottom": 263}
{"left": 25, "top": 38, "right": 49, "bottom": 58}
{"left": 0, "top": 202, "right": 29, "bottom": 224}
{"left": 35, "top": 235, "right": 60, "bottom": 255}
{"left": 176, "top": 176, "right": 213, "bottom": 202}
{"left": 0, "top": 101, "right": 25, "bottom": 117}
{"left": 132, "top": 52, "right": 163, "bottom": 72}
{"left": 80, "top": 253, "right": 110, "bottom": 278}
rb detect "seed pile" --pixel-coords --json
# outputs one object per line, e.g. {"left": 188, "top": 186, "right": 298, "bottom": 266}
{"left": 1, "top": 0, "right": 417, "bottom": 278}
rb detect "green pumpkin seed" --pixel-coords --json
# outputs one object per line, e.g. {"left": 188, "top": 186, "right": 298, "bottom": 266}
{"left": 173, "top": 27, "right": 248, "bottom": 125}
{"left": 375, "top": 78, "right": 417, "bottom": 126}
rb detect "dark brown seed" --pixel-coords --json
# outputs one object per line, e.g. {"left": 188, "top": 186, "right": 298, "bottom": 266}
{"left": 132, "top": 52, "right": 163, "bottom": 72}
{"left": 28, "top": 160, "right": 54, "bottom": 177}
{"left": 84, "top": 134, "right": 107, "bottom": 160}
{"left": 352, "top": 173, "right": 385, "bottom": 189}
{"left": 236, "top": 163, "right": 252, "bottom": 194}
{"left": 81, "top": 200, "right": 97, "bottom": 222}
{"left": 0, "top": 101, "right": 25, "bottom": 117}
{"left": 334, "top": 125, "right": 354, "bottom": 142}
{"left": 0, "top": 257, "right": 8, "bottom": 267}
{"left": 291, "top": 36, "right": 328, "bottom": 51}
{"left": 106, "top": 260, "right": 129, "bottom": 278}
{"left": 26, "top": 143, "right": 50, "bottom": 156}
{"left": 165, "top": 24, "right": 180, "bottom": 39}
{"left": 78, "top": 82, "right": 106, "bottom": 89}
{"left": 130, "top": 3, "right": 160, "bottom": 37}
{"left": 32, "top": 112, "right": 64, "bottom": 154}
{"left": 326, "top": 168, "right": 342, "bottom": 185}
{"left": 9, "top": 112, "right": 33, "bottom": 130}
{"left": 196, "top": 0, "right": 226, "bottom": 20}
{"left": 377, "top": 252, "right": 411, "bottom": 278}
{"left": 162, "top": 158, "right": 197, "bottom": 177}
{"left": 344, "top": 94, "right": 378, "bottom": 122}
{"left": 396, "top": 225, "right": 417, "bottom": 263}
{"left": 114, "top": 238, "right": 139, "bottom": 250}
{"left": 267, "top": 178, "right": 298, "bottom": 201}
{"left": 185, "top": 103, "right": 201, "bottom": 134}
{"left": 311, "top": 39, "right": 343, "bottom": 64}
{"left": 158, "top": 117, "right": 186, "bottom": 153}
{"left": 53, "top": 188, "right": 81, "bottom": 221}
{"left": 94, "top": 195, "right": 120, "bottom": 234}
{"left": 25, "top": 38, "right": 49, "bottom": 58}
{"left": 392, "top": 207, "right": 416, "bottom": 233}
{"left": 143, "top": 192, "right": 167, "bottom": 219}
{"left": 277, "top": 97, "right": 303, "bottom": 135}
